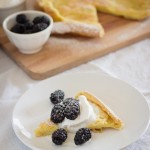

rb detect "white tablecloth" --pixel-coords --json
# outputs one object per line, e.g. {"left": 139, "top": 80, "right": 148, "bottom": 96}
{"left": 0, "top": 39, "right": 150, "bottom": 150}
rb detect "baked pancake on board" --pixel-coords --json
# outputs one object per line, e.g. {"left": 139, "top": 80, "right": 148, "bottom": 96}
{"left": 37, "top": 0, "right": 150, "bottom": 37}
{"left": 93, "top": 0, "right": 150, "bottom": 20}
{"left": 38, "top": 0, "right": 105, "bottom": 37}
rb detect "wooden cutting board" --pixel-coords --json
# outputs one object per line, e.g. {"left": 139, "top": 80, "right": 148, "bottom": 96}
{"left": 0, "top": 13, "right": 150, "bottom": 80}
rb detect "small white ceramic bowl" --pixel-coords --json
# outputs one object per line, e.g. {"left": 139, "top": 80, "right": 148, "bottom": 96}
{"left": 0, "top": 0, "right": 26, "bottom": 25}
{"left": 3, "top": 10, "right": 53, "bottom": 54}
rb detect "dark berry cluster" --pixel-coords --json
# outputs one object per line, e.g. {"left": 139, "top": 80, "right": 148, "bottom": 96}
{"left": 52, "top": 128, "right": 67, "bottom": 145}
{"left": 63, "top": 97, "right": 73, "bottom": 107}
{"left": 10, "top": 14, "right": 50, "bottom": 34}
{"left": 74, "top": 128, "right": 92, "bottom": 145}
{"left": 50, "top": 90, "right": 92, "bottom": 146}
{"left": 50, "top": 90, "right": 65, "bottom": 104}
{"left": 52, "top": 128, "right": 92, "bottom": 145}
{"left": 50, "top": 97, "right": 80, "bottom": 123}
{"left": 33, "top": 16, "right": 50, "bottom": 25}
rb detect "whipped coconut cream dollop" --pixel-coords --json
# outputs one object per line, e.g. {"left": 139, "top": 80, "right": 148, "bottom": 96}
{"left": 59, "top": 95, "right": 99, "bottom": 132}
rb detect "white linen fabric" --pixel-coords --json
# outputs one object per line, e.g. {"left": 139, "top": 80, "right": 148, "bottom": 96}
{"left": 0, "top": 39, "right": 150, "bottom": 150}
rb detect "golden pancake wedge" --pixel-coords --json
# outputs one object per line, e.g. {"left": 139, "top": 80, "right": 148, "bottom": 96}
{"left": 75, "top": 91, "right": 124, "bottom": 131}
{"left": 38, "top": 0, "right": 105, "bottom": 37}
{"left": 93, "top": 0, "right": 150, "bottom": 20}
{"left": 35, "top": 91, "right": 124, "bottom": 137}
{"left": 38, "top": 0, "right": 150, "bottom": 37}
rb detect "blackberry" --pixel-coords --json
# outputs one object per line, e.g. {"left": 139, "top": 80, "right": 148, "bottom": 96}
{"left": 16, "top": 14, "right": 28, "bottom": 24}
{"left": 74, "top": 128, "right": 91, "bottom": 145}
{"left": 52, "top": 128, "right": 67, "bottom": 145}
{"left": 51, "top": 103, "right": 65, "bottom": 123}
{"left": 11, "top": 24, "right": 25, "bottom": 34}
{"left": 23, "top": 22, "right": 34, "bottom": 34}
{"left": 32, "top": 23, "right": 48, "bottom": 33}
{"left": 25, "top": 22, "right": 33, "bottom": 30}
{"left": 63, "top": 97, "right": 73, "bottom": 107}
{"left": 33, "top": 16, "right": 50, "bottom": 25}
{"left": 64, "top": 98, "right": 80, "bottom": 120}
{"left": 50, "top": 90, "right": 65, "bottom": 104}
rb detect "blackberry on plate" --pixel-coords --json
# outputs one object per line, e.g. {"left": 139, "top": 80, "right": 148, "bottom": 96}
{"left": 51, "top": 103, "right": 65, "bottom": 123}
{"left": 33, "top": 16, "right": 50, "bottom": 25}
{"left": 63, "top": 97, "right": 73, "bottom": 107}
{"left": 52, "top": 128, "right": 67, "bottom": 145}
{"left": 11, "top": 24, "right": 25, "bottom": 34}
{"left": 16, "top": 14, "right": 28, "bottom": 24}
{"left": 50, "top": 90, "right": 65, "bottom": 104}
{"left": 32, "top": 23, "right": 48, "bottom": 33}
{"left": 74, "top": 128, "right": 91, "bottom": 145}
{"left": 64, "top": 98, "right": 80, "bottom": 120}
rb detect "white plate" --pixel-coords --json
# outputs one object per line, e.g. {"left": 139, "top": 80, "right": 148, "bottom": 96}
{"left": 12, "top": 73, "right": 150, "bottom": 150}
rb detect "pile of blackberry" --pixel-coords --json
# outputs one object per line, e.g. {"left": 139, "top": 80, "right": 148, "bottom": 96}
{"left": 50, "top": 97, "right": 80, "bottom": 123}
{"left": 52, "top": 128, "right": 92, "bottom": 145}
{"left": 10, "top": 14, "right": 50, "bottom": 34}
{"left": 50, "top": 90, "right": 92, "bottom": 146}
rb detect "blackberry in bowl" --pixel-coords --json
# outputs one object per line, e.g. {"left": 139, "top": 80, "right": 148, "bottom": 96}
{"left": 3, "top": 10, "right": 53, "bottom": 54}
{"left": 16, "top": 14, "right": 28, "bottom": 24}
{"left": 33, "top": 16, "right": 50, "bottom": 25}
{"left": 10, "top": 14, "right": 50, "bottom": 34}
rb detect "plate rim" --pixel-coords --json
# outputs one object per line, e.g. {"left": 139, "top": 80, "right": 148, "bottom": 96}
{"left": 12, "top": 72, "right": 150, "bottom": 150}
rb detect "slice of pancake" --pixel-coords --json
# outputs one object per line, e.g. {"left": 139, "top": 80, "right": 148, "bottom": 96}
{"left": 93, "top": 0, "right": 150, "bottom": 20}
{"left": 35, "top": 91, "right": 123, "bottom": 137}
{"left": 75, "top": 91, "right": 124, "bottom": 131}
{"left": 35, "top": 119, "right": 58, "bottom": 137}
{"left": 38, "top": 0, "right": 104, "bottom": 37}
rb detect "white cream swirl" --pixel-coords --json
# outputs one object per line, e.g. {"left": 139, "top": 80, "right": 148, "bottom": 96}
{"left": 59, "top": 95, "right": 99, "bottom": 132}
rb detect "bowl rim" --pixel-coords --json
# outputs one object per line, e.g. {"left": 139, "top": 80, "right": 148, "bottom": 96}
{"left": 0, "top": 0, "right": 26, "bottom": 10}
{"left": 2, "top": 10, "right": 53, "bottom": 37}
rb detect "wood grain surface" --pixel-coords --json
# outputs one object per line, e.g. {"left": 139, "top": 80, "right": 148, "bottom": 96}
{"left": 0, "top": 13, "right": 150, "bottom": 80}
